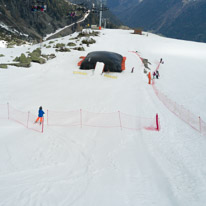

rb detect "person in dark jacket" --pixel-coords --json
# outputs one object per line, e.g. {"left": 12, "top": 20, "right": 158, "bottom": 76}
{"left": 153, "top": 71, "right": 156, "bottom": 79}
{"left": 156, "top": 70, "right": 159, "bottom": 79}
{"left": 35, "top": 106, "right": 45, "bottom": 124}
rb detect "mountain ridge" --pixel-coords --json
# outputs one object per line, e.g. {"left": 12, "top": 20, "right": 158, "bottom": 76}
{"left": 107, "top": 0, "right": 206, "bottom": 43}
{"left": 0, "top": 0, "right": 101, "bottom": 42}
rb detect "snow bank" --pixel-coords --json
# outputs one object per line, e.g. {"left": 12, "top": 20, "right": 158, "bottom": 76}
{"left": 0, "top": 40, "right": 7, "bottom": 48}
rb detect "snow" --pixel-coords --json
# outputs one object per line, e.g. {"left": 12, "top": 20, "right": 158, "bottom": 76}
{"left": 0, "top": 28, "right": 206, "bottom": 206}
{"left": 0, "top": 40, "right": 7, "bottom": 48}
{"left": 0, "top": 22, "right": 28, "bottom": 37}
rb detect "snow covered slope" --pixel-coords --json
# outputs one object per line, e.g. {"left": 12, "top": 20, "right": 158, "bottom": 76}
{"left": 0, "top": 29, "right": 206, "bottom": 206}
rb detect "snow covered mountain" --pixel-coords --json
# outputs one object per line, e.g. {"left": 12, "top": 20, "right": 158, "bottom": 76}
{"left": 0, "top": 28, "right": 206, "bottom": 205}
{"left": 107, "top": 0, "right": 206, "bottom": 42}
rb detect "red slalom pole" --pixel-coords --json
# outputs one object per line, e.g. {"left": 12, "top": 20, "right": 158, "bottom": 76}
{"left": 156, "top": 114, "right": 159, "bottom": 131}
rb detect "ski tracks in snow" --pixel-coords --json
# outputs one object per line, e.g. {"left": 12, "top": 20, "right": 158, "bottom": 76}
{"left": 0, "top": 127, "right": 97, "bottom": 206}
{"left": 102, "top": 130, "right": 179, "bottom": 206}
{"left": 141, "top": 63, "right": 206, "bottom": 205}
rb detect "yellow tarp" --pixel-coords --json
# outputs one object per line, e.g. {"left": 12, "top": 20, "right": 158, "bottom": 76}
{"left": 73, "top": 71, "right": 88, "bottom": 75}
{"left": 104, "top": 74, "right": 118, "bottom": 79}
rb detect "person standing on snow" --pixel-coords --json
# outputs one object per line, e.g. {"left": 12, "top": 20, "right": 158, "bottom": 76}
{"left": 156, "top": 70, "right": 159, "bottom": 79}
{"left": 160, "top": 58, "right": 164, "bottom": 64}
{"left": 148, "top": 72, "right": 151, "bottom": 84}
{"left": 35, "top": 106, "right": 45, "bottom": 124}
{"left": 153, "top": 71, "right": 156, "bottom": 79}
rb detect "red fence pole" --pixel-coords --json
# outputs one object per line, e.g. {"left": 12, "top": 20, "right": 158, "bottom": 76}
{"left": 118, "top": 111, "right": 122, "bottom": 131}
{"left": 156, "top": 113, "right": 159, "bottom": 131}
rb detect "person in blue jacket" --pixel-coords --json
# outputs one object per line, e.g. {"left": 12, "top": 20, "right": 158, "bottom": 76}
{"left": 35, "top": 106, "right": 45, "bottom": 124}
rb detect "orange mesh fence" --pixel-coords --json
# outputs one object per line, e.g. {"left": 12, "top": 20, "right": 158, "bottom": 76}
{"left": 129, "top": 50, "right": 206, "bottom": 136}
{"left": 128, "top": 51, "right": 144, "bottom": 66}
{"left": 9, "top": 105, "right": 29, "bottom": 128}
{"left": 0, "top": 104, "right": 43, "bottom": 133}
{"left": 1, "top": 104, "right": 159, "bottom": 133}
{"left": 28, "top": 112, "right": 44, "bottom": 133}
{"left": 82, "top": 110, "right": 120, "bottom": 128}
{"left": 155, "top": 62, "right": 161, "bottom": 71}
{"left": 0, "top": 104, "right": 9, "bottom": 119}
{"left": 201, "top": 119, "right": 206, "bottom": 136}
{"left": 47, "top": 109, "right": 158, "bottom": 131}
{"left": 47, "top": 110, "right": 81, "bottom": 127}
{"left": 120, "top": 112, "right": 157, "bottom": 131}
{"left": 152, "top": 83, "right": 206, "bottom": 136}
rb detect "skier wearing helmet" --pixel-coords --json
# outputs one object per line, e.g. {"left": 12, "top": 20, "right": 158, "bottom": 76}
{"left": 35, "top": 106, "right": 45, "bottom": 124}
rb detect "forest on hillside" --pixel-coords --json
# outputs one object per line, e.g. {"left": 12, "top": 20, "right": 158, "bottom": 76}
{"left": 0, "top": 0, "right": 98, "bottom": 41}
